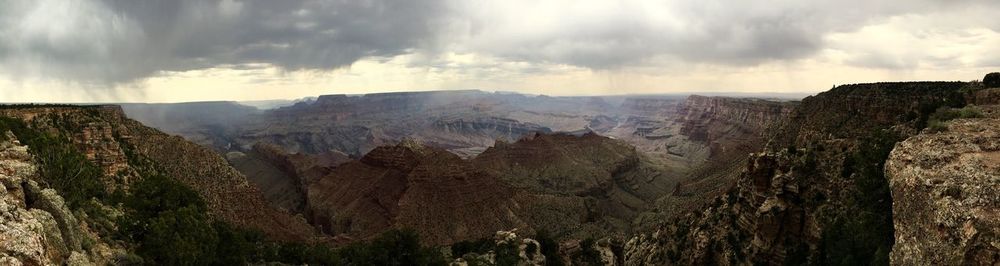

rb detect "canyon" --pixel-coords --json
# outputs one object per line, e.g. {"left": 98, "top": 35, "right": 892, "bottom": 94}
{"left": 2, "top": 79, "right": 998, "bottom": 265}
{"left": 121, "top": 91, "right": 797, "bottom": 243}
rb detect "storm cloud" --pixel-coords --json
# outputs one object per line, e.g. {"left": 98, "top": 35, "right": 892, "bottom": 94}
{"left": 0, "top": 0, "right": 449, "bottom": 83}
{"left": 0, "top": 0, "right": 998, "bottom": 85}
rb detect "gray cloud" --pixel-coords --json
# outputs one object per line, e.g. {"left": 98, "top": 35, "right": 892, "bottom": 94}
{"left": 455, "top": 0, "right": 1000, "bottom": 69}
{"left": 0, "top": 0, "right": 448, "bottom": 83}
{"left": 0, "top": 0, "right": 998, "bottom": 85}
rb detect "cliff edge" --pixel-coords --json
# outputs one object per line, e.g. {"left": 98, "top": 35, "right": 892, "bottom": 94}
{"left": 886, "top": 105, "right": 1000, "bottom": 265}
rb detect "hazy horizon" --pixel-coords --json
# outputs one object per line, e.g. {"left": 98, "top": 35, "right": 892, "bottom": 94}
{"left": 1, "top": 89, "right": 816, "bottom": 105}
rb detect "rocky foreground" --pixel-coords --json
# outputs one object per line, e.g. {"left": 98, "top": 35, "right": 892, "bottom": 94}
{"left": 886, "top": 104, "right": 1000, "bottom": 265}
{"left": 1, "top": 132, "right": 98, "bottom": 265}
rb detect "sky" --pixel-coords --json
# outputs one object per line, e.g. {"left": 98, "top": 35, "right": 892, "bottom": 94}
{"left": 1, "top": 0, "right": 999, "bottom": 103}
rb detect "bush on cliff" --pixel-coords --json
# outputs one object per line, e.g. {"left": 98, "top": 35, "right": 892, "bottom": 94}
{"left": 984, "top": 72, "right": 1000, "bottom": 88}
{"left": 117, "top": 173, "right": 225, "bottom": 264}
{"left": 823, "top": 130, "right": 900, "bottom": 266}
{"left": 0, "top": 117, "right": 106, "bottom": 209}
{"left": 926, "top": 105, "right": 984, "bottom": 132}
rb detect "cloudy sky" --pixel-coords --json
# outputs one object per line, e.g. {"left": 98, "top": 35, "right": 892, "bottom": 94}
{"left": 2, "top": 0, "right": 999, "bottom": 103}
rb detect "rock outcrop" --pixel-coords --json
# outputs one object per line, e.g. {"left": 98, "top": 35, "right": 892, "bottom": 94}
{"left": 0, "top": 132, "right": 99, "bottom": 265}
{"left": 450, "top": 229, "right": 548, "bottom": 266}
{"left": 886, "top": 105, "right": 1000, "bottom": 265}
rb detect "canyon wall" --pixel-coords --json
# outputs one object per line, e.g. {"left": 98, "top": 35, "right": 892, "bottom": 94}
{"left": 625, "top": 82, "right": 973, "bottom": 265}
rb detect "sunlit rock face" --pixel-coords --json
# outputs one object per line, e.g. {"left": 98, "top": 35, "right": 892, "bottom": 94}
{"left": 886, "top": 105, "right": 1000, "bottom": 265}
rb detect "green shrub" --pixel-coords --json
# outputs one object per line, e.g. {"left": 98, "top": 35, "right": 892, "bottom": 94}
{"left": 494, "top": 242, "right": 521, "bottom": 266}
{"left": 451, "top": 238, "right": 495, "bottom": 258}
{"left": 0, "top": 117, "right": 106, "bottom": 209}
{"left": 984, "top": 72, "right": 1000, "bottom": 88}
{"left": 925, "top": 105, "right": 984, "bottom": 132}
{"left": 821, "top": 130, "right": 899, "bottom": 266}
{"left": 576, "top": 238, "right": 604, "bottom": 265}
{"left": 140, "top": 206, "right": 219, "bottom": 265}
{"left": 337, "top": 229, "right": 447, "bottom": 266}
{"left": 534, "top": 230, "right": 565, "bottom": 266}
{"left": 926, "top": 119, "right": 949, "bottom": 133}
{"left": 525, "top": 242, "right": 537, "bottom": 260}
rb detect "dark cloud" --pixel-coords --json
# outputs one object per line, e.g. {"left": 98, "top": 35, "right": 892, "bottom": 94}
{"left": 0, "top": 0, "right": 998, "bottom": 84}
{"left": 0, "top": 0, "right": 448, "bottom": 83}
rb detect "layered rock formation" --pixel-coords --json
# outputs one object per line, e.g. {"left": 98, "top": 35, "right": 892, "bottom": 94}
{"left": 675, "top": 95, "right": 795, "bottom": 160}
{"left": 886, "top": 105, "right": 1000, "bottom": 265}
{"left": 619, "top": 98, "right": 682, "bottom": 116}
{"left": 427, "top": 116, "right": 553, "bottom": 150}
{"left": 628, "top": 95, "right": 797, "bottom": 227}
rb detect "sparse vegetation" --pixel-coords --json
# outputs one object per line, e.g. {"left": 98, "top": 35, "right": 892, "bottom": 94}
{"left": 0, "top": 117, "right": 107, "bottom": 209}
{"left": 925, "top": 105, "right": 984, "bottom": 132}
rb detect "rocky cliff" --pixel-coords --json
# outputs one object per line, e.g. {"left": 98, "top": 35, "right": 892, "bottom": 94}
{"left": 624, "top": 82, "right": 973, "bottom": 265}
{"left": 632, "top": 96, "right": 797, "bottom": 226}
{"left": 886, "top": 105, "right": 1000, "bottom": 265}
{"left": 0, "top": 132, "right": 111, "bottom": 265}
{"left": 428, "top": 116, "right": 552, "bottom": 148}
{"left": 620, "top": 98, "right": 682, "bottom": 116}
{"left": 676, "top": 95, "right": 795, "bottom": 159}
{"left": 0, "top": 106, "right": 320, "bottom": 243}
